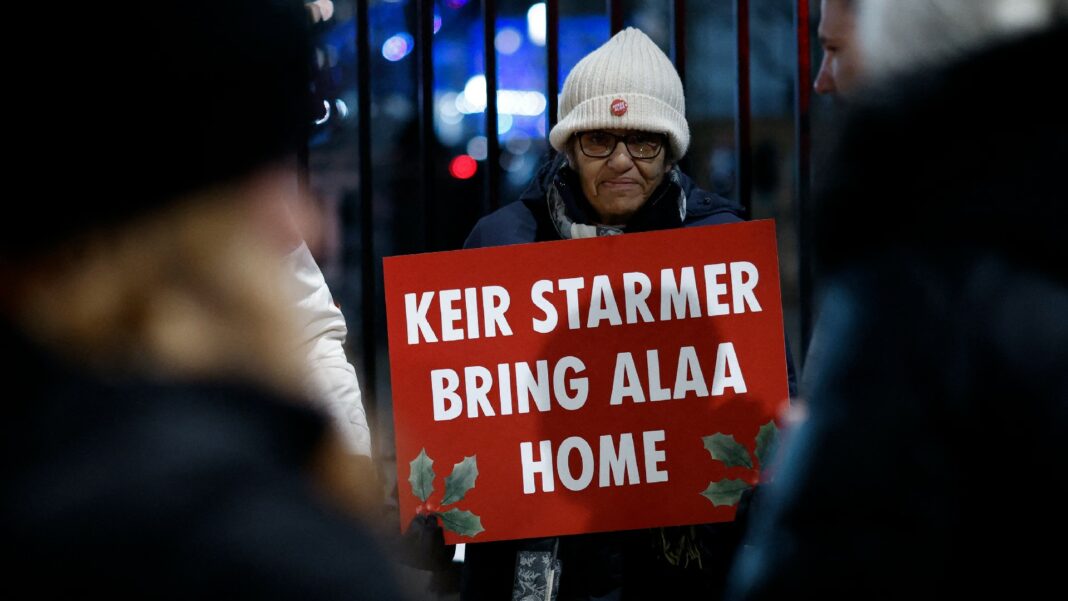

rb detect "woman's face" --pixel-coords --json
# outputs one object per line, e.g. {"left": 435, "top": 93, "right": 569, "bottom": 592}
{"left": 569, "top": 129, "right": 672, "bottom": 226}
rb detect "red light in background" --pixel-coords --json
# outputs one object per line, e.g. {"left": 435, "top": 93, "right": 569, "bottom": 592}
{"left": 449, "top": 155, "right": 478, "bottom": 179}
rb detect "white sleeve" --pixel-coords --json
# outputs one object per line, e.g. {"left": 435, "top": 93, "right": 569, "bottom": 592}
{"left": 285, "top": 242, "right": 372, "bottom": 457}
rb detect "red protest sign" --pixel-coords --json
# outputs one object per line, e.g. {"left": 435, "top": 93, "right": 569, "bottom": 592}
{"left": 384, "top": 220, "right": 789, "bottom": 544}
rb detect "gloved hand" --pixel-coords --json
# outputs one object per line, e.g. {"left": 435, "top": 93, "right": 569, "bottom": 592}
{"left": 399, "top": 513, "right": 456, "bottom": 572}
{"left": 734, "top": 484, "right": 761, "bottom": 535}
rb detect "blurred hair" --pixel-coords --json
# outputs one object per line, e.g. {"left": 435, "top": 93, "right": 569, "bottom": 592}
{"left": 1, "top": 0, "right": 314, "bottom": 396}
{"left": 859, "top": 0, "right": 1068, "bottom": 81}
{"left": 11, "top": 185, "right": 304, "bottom": 396}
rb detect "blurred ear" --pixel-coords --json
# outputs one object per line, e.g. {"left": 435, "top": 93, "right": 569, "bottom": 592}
{"left": 662, "top": 144, "right": 676, "bottom": 174}
{"left": 564, "top": 138, "right": 579, "bottom": 168}
{"left": 239, "top": 159, "right": 322, "bottom": 254}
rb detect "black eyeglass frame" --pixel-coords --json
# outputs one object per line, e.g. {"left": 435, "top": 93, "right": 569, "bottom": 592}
{"left": 575, "top": 130, "right": 667, "bottom": 160}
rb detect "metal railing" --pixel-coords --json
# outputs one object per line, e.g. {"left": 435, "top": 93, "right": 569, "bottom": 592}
{"left": 343, "top": 0, "right": 814, "bottom": 432}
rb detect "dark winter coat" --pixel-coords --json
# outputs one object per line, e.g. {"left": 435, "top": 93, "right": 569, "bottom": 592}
{"left": 727, "top": 24, "right": 1068, "bottom": 600}
{"left": 2, "top": 323, "right": 408, "bottom": 600}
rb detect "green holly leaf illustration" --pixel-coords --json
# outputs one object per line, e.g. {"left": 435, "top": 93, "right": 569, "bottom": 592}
{"left": 702, "top": 433, "right": 753, "bottom": 469}
{"left": 408, "top": 448, "right": 435, "bottom": 503}
{"left": 700, "top": 479, "right": 752, "bottom": 507}
{"left": 755, "top": 421, "right": 780, "bottom": 471}
{"left": 438, "top": 508, "right": 485, "bottom": 538}
{"left": 441, "top": 455, "right": 479, "bottom": 506}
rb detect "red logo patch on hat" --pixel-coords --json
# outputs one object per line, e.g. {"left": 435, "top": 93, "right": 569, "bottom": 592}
{"left": 610, "top": 98, "right": 628, "bottom": 117}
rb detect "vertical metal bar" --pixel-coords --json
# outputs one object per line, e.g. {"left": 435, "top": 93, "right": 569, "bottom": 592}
{"left": 547, "top": 0, "right": 560, "bottom": 133}
{"left": 417, "top": 0, "right": 435, "bottom": 249}
{"left": 483, "top": 0, "right": 499, "bottom": 213}
{"left": 671, "top": 0, "right": 686, "bottom": 84}
{"left": 297, "top": 13, "right": 311, "bottom": 191}
{"left": 355, "top": 0, "right": 376, "bottom": 436}
{"left": 608, "top": 0, "right": 623, "bottom": 35}
{"left": 735, "top": 0, "right": 752, "bottom": 217}
{"left": 795, "top": 0, "right": 813, "bottom": 360}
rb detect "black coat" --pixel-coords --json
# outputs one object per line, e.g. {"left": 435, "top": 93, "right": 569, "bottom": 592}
{"left": 2, "top": 324, "right": 407, "bottom": 600}
{"left": 728, "top": 25, "right": 1068, "bottom": 599}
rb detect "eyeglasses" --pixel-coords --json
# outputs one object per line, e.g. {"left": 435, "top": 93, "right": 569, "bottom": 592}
{"left": 577, "top": 130, "right": 666, "bottom": 160}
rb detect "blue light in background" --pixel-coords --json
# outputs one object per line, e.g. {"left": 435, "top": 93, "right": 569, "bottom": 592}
{"left": 382, "top": 32, "right": 414, "bottom": 61}
{"left": 467, "top": 136, "right": 488, "bottom": 160}
{"left": 497, "top": 113, "right": 513, "bottom": 135}
{"left": 453, "top": 74, "right": 547, "bottom": 117}
{"left": 495, "top": 27, "right": 523, "bottom": 55}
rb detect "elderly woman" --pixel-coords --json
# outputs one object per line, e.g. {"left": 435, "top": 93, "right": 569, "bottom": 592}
{"left": 461, "top": 27, "right": 793, "bottom": 601}
{"left": 466, "top": 28, "right": 742, "bottom": 248}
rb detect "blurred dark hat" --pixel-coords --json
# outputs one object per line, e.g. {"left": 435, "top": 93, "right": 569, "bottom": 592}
{"left": 5, "top": 0, "right": 311, "bottom": 257}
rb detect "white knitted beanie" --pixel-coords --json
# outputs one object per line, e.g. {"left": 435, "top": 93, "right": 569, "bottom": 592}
{"left": 549, "top": 27, "right": 689, "bottom": 160}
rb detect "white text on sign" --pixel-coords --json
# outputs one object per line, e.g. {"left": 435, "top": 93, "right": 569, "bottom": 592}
{"left": 404, "top": 262, "right": 762, "bottom": 344}
{"left": 520, "top": 430, "right": 669, "bottom": 494}
{"left": 430, "top": 344, "right": 746, "bottom": 422}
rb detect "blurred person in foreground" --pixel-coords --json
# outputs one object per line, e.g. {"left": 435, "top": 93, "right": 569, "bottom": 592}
{"left": 0, "top": 1, "right": 404, "bottom": 598}
{"left": 728, "top": 1, "right": 1068, "bottom": 598}
{"left": 458, "top": 28, "right": 795, "bottom": 601}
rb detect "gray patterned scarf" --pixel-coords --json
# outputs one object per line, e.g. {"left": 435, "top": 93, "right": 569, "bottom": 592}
{"left": 547, "top": 166, "right": 687, "bottom": 239}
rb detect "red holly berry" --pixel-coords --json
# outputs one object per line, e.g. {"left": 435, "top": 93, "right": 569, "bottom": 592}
{"left": 415, "top": 502, "right": 440, "bottom": 516}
